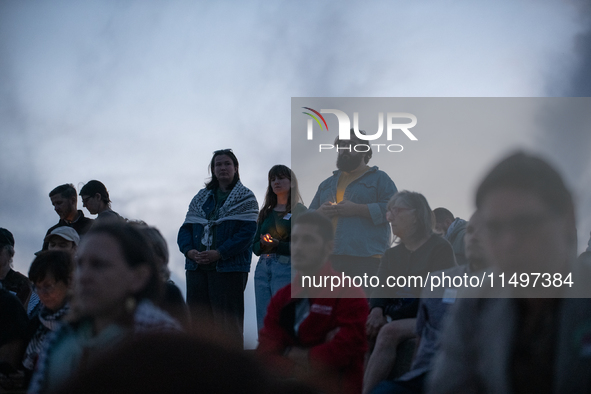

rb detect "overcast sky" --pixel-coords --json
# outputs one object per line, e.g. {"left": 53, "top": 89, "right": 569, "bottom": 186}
{"left": 1, "top": 0, "right": 590, "bottom": 347}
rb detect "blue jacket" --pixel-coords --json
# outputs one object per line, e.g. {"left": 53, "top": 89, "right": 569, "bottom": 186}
{"left": 177, "top": 192, "right": 256, "bottom": 273}
{"left": 309, "top": 166, "right": 397, "bottom": 257}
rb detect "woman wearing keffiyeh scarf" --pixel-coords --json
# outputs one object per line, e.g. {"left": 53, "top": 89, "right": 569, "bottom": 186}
{"left": 24, "top": 251, "right": 73, "bottom": 372}
{"left": 28, "top": 222, "right": 181, "bottom": 394}
{"left": 178, "top": 149, "right": 258, "bottom": 346}
{"left": 23, "top": 303, "right": 69, "bottom": 370}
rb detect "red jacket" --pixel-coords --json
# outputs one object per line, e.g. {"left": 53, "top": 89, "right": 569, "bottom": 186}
{"left": 257, "top": 263, "right": 369, "bottom": 394}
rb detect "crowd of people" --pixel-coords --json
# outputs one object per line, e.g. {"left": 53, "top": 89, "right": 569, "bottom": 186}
{"left": 1, "top": 137, "right": 591, "bottom": 393}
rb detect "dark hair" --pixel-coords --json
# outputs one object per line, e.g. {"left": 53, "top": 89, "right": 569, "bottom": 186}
{"left": 333, "top": 129, "right": 373, "bottom": 164}
{"left": 388, "top": 191, "right": 434, "bottom": 243}
{"left": 49, "top": 184, "right": 77, "bottom": 199}
{"left": 433, "top": 207, "right": 454, "bottom": 224}
{"left": 293, "top": 211, "right": 334, "bottom": 243}
{"left": 0, "top": 228, "right": 14, "bottom": 248}
{"left": 205, "top": 149, "right": 240, "bottom": 191}
{"left": 475, "top": 152, "right": 574, "bottom": 218}
{"left": 130, "top": 223, "right": 171, "bottom": 281}
{"left": 257, "top": 165, "right": 303, "bottom": 223}
{"left": 85, "top": 221, "right": 162, "bottom": 302}
{"left": 138, "top": 226, "right": 169, "bottom": 265}
{"left": 29, "top": 250, "right": 73, "bottom": 286}
{"left": 80, "top": 180, "right": 111, "bottom": 206}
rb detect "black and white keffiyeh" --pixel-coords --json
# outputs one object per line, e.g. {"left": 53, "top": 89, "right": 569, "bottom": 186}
{"left": 133, "top": 299, "right": 182, "bottom": 333}
{"left": 183, "top": 181, "right": 258, "bottom": 249}
{"left": 23, "top": 303, "right": 70, "bottom": 370}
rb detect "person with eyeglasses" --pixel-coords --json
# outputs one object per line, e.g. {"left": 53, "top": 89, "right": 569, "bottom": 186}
{"left": 29, "top": 221, "right": 181, "bottom": 394}
{"left": 79, "top": 180, "right": 123, "bottom": 223}
{"left": 364, "top": 191, "right": 456, "bottom": 394}
{"left": 178, "top": 149, "right": 258, "bottom": 346}
{"left": 369, "top": 211, "right": 490, "bottom": 394}
{"left": 22, "top": 250, "right": 73, "bottom": 378}
{"left": 428, "top": 152, "right": 590, "bottom": 394}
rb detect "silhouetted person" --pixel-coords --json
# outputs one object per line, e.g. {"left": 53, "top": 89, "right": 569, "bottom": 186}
{"left": 253, "top": 164, "right": 307, "bottom": 332}
{"left": 178, "top": 149, "right": 258, "bottom": 346}
{"left": 0, "top": 228, "right": 31, "bottom": 307}
{"left": 258, "top": 212, "right": 368, "bottom": 394}
{"left": 434, "top": 207, "right": 467, "bottom": 265}
{"left": 43, "top": 184, "right": 93, "bottom": 251}
{"left": 364, "top": 192, "right": 456, "bottom": 394}
{"left": 0, "top": 286, "right": 28, "bottom": 380}
{"left": 371, "top": 211, "right": 489, "bottom": 394}
{"left": 79, "top": 180, "right": 122, "bottom": 223}
{"left": 29, "top": 221, "right": 181, "bottom": 393}
{"left": 429, "top": 152, "right": 588, "bottom": 394}
{"left": 135, "top": 223, "right": 189, "bottom": 329}
{"left": 309, "top": 131, "right": 397, "bottom": 293}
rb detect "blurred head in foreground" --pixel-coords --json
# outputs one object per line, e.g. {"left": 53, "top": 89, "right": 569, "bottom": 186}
{"left": 476, "top": 151, "right": 576, "bottom": 274}
{"left": 53, "top": 333, "right": 315, "bottom": 394}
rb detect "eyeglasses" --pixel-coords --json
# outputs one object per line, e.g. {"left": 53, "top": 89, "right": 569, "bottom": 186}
{"left": 213, "top": 149, "right": 233, "bottom": 155}
{"left": 81, "top": 196, "right": 92, "bottom": 204}
{"left": 389, "top": 206, "right": 414, "bottom": 215}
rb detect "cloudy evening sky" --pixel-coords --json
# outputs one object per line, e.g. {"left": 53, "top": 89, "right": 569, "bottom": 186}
{"left": 1, "top": 0, "right": 590, "bottom": 347}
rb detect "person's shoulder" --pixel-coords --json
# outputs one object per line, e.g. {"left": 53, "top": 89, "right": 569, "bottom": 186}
{"left": 384, "top": 243, "right": 406, "bottom": 257}
{"left": 318, "top": 172, "right": 339, "bottom": 185}
{"left": 237, "top": 181, "right": 254, "bottom": 193}
{"left": 368, "top": 166, "right": 393, "bottom": 178}
{"left": 46, "top": 222, "right": 62, "bottom": 236}
{"left": 233, "top": 182, "right": 258, "bottom": 199}
{"left": 77, "top": 210, "right": 92, "bottom": 221}
{"left": 363, "top": 167, "right": 396, "bottom": 190}
{"left": 428, "top": 233, "right": 452, "bottom": 248}
{"left": 188, "top": 188, "right": 213, "bottom": 207}
{"left": 0, "top": 287, "right": 24, "bottom": 308}
{"left": 193, "top": 187, "right": 211, "bottom": 198}
{"left": 98, "top": 210, "right": 120, "bottom": 218}
{"left": 96, "top": 210, "right": 124, "bottom": 223}
{"left": 164, "top": 281, "right": 184, "bottom": 302}
{"left": 452, "top": 219, "right": 468, "bottom": 234}
{"left": 426, "top": 235, "right": 456, "bottom": 264}
{"left": 134, "top": 300, "right": 182, "bottom": 333}
{"left": 293, "top": 203, "right": 307, "bottom": 216}
{"left": 6, "top": 269, "right": 29, "bottom": 284}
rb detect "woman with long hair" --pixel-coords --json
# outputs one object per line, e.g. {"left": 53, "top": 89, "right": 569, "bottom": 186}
{"left": 177, "top": 149, "right": 258, "bottom": 345}
{"left": 253, "top": 165, "right": 306, "bottom": 332}
{"left": 23, "top": 251, "right": 73, "bottom": 374}
{"left": 29, "top": 221, "right": 181, "bottom": 394}
{"left": 363, "top": 191, "right": 456, "bottom": 394}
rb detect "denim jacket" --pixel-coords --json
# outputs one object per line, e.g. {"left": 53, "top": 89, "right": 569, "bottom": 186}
{"left": 309, "top": 166, "right": 397, "bottom": 257}
{"left": 177, "top": 192, "right": 256, "bottom": 273}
